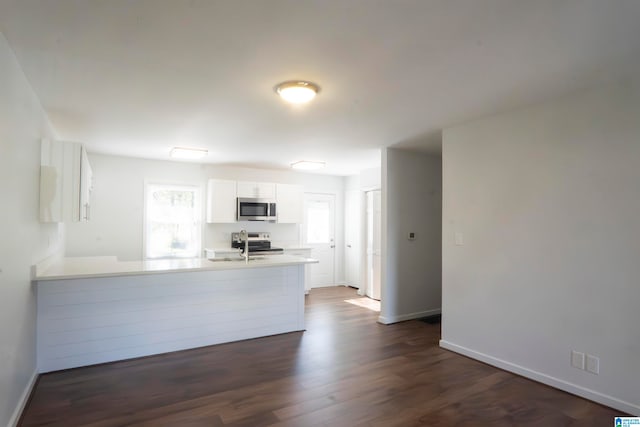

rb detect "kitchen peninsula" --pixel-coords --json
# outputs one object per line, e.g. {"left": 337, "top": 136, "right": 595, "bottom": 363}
{"left": 34, "top": 255, "right": 317, "bottom": 372}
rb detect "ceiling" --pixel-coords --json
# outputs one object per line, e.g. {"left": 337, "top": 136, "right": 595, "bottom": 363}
{"left": 1, "top": 0, "right": 639, "bottom": 175}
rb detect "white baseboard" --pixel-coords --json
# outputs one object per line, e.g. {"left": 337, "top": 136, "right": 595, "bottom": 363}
{"left": 8, "top": 369, "right": 38, "bottom": 427}
{"left": 310, "top": 283, "right": 343, "bottom": 288}
{"left": 378, "top": 308, "right": 441, "bottom": 325}
{"left": 439, "top": 340, "right": 640, "bottom": 416}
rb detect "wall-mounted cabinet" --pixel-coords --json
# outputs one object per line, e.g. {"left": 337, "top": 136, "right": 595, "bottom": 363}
{"left": 78, "top": 146, "right": 93, "bottom": 221}
{"left": 40, "top": 139, "right": 93, "bottom": 223}
{"left": 276, "top": 183, "right": 303, "bottom": 224}
{"left": 206, "top": 179, "right": 304, "bottom": 224}
{"left": 236, "top": 181, "right": 276, "bottom": 199}
{"left": 206, "top": 179, "right": 237, "bottom": 223}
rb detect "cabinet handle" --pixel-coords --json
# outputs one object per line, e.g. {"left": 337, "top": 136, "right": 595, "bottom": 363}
{"left": 85, "top": 203, "right": 90, "bottom": 221}
{"left": 347, "top": 244, "right": 352, "bottom": 248}
{"left": 330, "top": 245, "right": 335, "bottom": 248}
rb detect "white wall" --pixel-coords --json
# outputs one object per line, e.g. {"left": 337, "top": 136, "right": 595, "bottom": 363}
{"left": 64, "top": 154, "right": 346, "bottom": 281}
{"left": 441, "top": 80, "right": 640, "bottom": 415}
{"left": 381, "top": 148, "right": 441, "bottom": 323}
{"left": 0, "top": 32, "right": 63, "bottom": 426}
{"left": 345, "top": 166, "right": 381, "bottom": 192}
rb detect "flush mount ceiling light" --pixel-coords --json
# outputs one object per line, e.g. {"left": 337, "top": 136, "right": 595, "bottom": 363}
{"left": 170, "top": 147, "right": 208, "bottom": 160}
{"left": 275, "top": 81, "right": 320, "bottom": 104}
{"left": 291, "top": 160, "right": 325, "bottom": 170}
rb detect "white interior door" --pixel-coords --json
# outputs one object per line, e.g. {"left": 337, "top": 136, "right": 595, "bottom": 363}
{"left": 345, "top": 189, "right": 362, "bottom": 290}
{"left": 366, "top": 190, "right": 381, "bottom": 300}
{"left": 304, "top": 193, "right": 335, "bottom": 288}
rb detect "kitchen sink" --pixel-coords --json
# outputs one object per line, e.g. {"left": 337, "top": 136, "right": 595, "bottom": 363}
{"left": 207, "top": 256, "right": 266, "bottom": 262}
{"left": 208, "top": 257, "right": 246, "bottom": 262}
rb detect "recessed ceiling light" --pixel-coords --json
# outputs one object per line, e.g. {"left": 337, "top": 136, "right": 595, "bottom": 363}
{"left": 291, "top": 160, "right": 325, "bottom": 170}
{"left": 275, "top": 81, "right": 320, "bottom": 104}
{"left": 170, "top": 147, "right": 208, "bottom": 159}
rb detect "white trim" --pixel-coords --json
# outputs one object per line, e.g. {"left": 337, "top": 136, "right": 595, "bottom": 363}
{"left": 8, "top": 370, "right": 38, "bottom": 427}
{"left": 310, "top": 283, "right": 341, "bottom": 288}
{"left": 377, "top": 308, "right": 441, "bottom": 324}
{"left": 439, "top": 340, "right": 640, "bottom": 416}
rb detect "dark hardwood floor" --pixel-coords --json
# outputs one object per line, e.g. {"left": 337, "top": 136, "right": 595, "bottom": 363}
{"left": 20, "top": 287, "right": 623, "bottom": 426}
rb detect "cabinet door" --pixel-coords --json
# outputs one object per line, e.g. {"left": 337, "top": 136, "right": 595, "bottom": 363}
{"left": 79, "top": 146, "right": 93, "bottom": 222}
{"left": 276, "top": 184, "right": 303, "bottom": 223}
{"left": 39, "top": 139, "right": 64, "bottom": 222}
{"left": 256, "top": 182, "right": 276, "bottom": 199}
{"left": 284, "top": 249, "right": 312, "bottom": 294}
{"left": 40, "top": 140, "right": 93, "bottom": 223}
{"left": 236, "top": 181, "right": 258, "bottom": 198}
{"left": 206, "top": 179, "right": 237, "bottom": 223}
{"left": 237, "top": 181, "right": 276, "bottom": 199}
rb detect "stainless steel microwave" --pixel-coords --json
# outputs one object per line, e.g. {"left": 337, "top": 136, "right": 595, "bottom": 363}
{"left": 237, "top": 198, "right": 277, "bottom": 221}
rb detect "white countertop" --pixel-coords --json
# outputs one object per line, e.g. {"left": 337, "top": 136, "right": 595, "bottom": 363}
{"left": 204, "top": 246, "right": 312, "bottom": 252}
{"left": 34, "top": 255, "right": 318, "bottom": 281}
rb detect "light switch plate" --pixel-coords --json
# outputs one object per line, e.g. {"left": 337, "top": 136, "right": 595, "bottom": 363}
{"left": 454, "top": 232, "right": 464, "bottom": 246}
{"left": 571, "top": 350, "right": 585, "bottom": 369}
{"left": 586, "top": 354, "right": 599, "bottom": 374}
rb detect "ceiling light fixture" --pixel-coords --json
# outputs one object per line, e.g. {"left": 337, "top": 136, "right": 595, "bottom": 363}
{"left": 291, "top": 160, "right": 325, "bottom": 170}
{"left": 275, "top": 81, "right": 320, "bottom": 104}
{"left": 170, "top": 147, "right": 208, "bottom": 160}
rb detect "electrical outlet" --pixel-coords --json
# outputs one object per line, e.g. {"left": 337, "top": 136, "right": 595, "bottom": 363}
{"left": 571, "top": 350, "right": 585, "bottom": 370}
{"left": 586, "top": 354, "right": 600, "bottom": 374}
{"left": 408, "top": 232, "right": 416, "bottom": 240}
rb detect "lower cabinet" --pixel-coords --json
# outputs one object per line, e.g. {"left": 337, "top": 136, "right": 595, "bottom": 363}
{"left": 283, "top": 248, "right": 312, "bottom": 294}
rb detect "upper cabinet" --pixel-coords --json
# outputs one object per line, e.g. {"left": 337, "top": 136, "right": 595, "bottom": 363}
{"left": 78, "top": 146, "right": 93, "bottom": 221}
{"left": 40, "top": 139, "right": 93, "bottom": 223}
{"left": 276, "top": 184, "right": 303, "bottom": 224}
{"left": 206, "top": 179, "right": 303, "bottom": 224}
{"left": 236, "top": 181, "right": 276, "bottom": 199}
{"left": 206, "top": 179, "right": 237, "bottom": 223}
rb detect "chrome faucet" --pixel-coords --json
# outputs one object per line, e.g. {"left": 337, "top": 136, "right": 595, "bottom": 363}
{"left": 239, "top": 229, "right": 249, "bottom": 263}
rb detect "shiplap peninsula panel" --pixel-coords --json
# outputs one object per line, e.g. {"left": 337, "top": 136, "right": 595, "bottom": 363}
{"left": 37, "top": 265, "right": 305, "bottom": 372}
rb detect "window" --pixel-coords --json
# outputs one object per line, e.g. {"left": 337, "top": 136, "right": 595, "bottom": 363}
{"left": 306, "top": 200, "right": 331, "bottom": 244}
{"left": 144, "top": 183, "right": 202, "bottom": 259}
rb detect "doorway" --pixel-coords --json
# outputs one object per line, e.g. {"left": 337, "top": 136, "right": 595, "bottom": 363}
{"left": 304, "top": 193, "right": 336, "bottom": 288}
{"left": 365, "top": 190, "right": 381, "bottom": 300}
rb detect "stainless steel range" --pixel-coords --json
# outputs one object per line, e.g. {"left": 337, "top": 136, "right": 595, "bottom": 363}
{"left": 231, "top": 232, "right": 284, "bottom": 256}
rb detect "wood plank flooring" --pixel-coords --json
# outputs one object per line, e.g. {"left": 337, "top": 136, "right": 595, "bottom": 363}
{"left": 20, "top": 287, "right": 624, "bottom": 426}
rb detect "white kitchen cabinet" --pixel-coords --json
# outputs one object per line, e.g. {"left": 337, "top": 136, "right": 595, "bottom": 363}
{"left": 276, "top": 183, "right": 303, "bottom": 223}
{"left": 40, "top": 139, "right": 93, "bottom": 223}
{"left": 283, "top": 248, "right": 312, "bottom": 293}
{"left": 78, "top": 146, "right": 93, "bottom": 221}
{"left": 236, "top": 181, "right": 276, "bottom": 199}
{"left": 206, "top": 179, "right": 237, "bottom": 223}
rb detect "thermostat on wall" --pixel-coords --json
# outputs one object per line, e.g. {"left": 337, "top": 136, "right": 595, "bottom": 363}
{"left": 408, "top": 232, "right": 416, "bottom": 240}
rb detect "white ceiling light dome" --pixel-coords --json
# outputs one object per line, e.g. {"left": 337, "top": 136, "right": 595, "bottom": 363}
{"left": 170, "top": 147, "right": 208, "bottom": 159}
{"left": 291, "top": 160, "right": 325, "bottom": 170}
{"left": 275, "top": 81, "right": 320, "bottom": 104}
